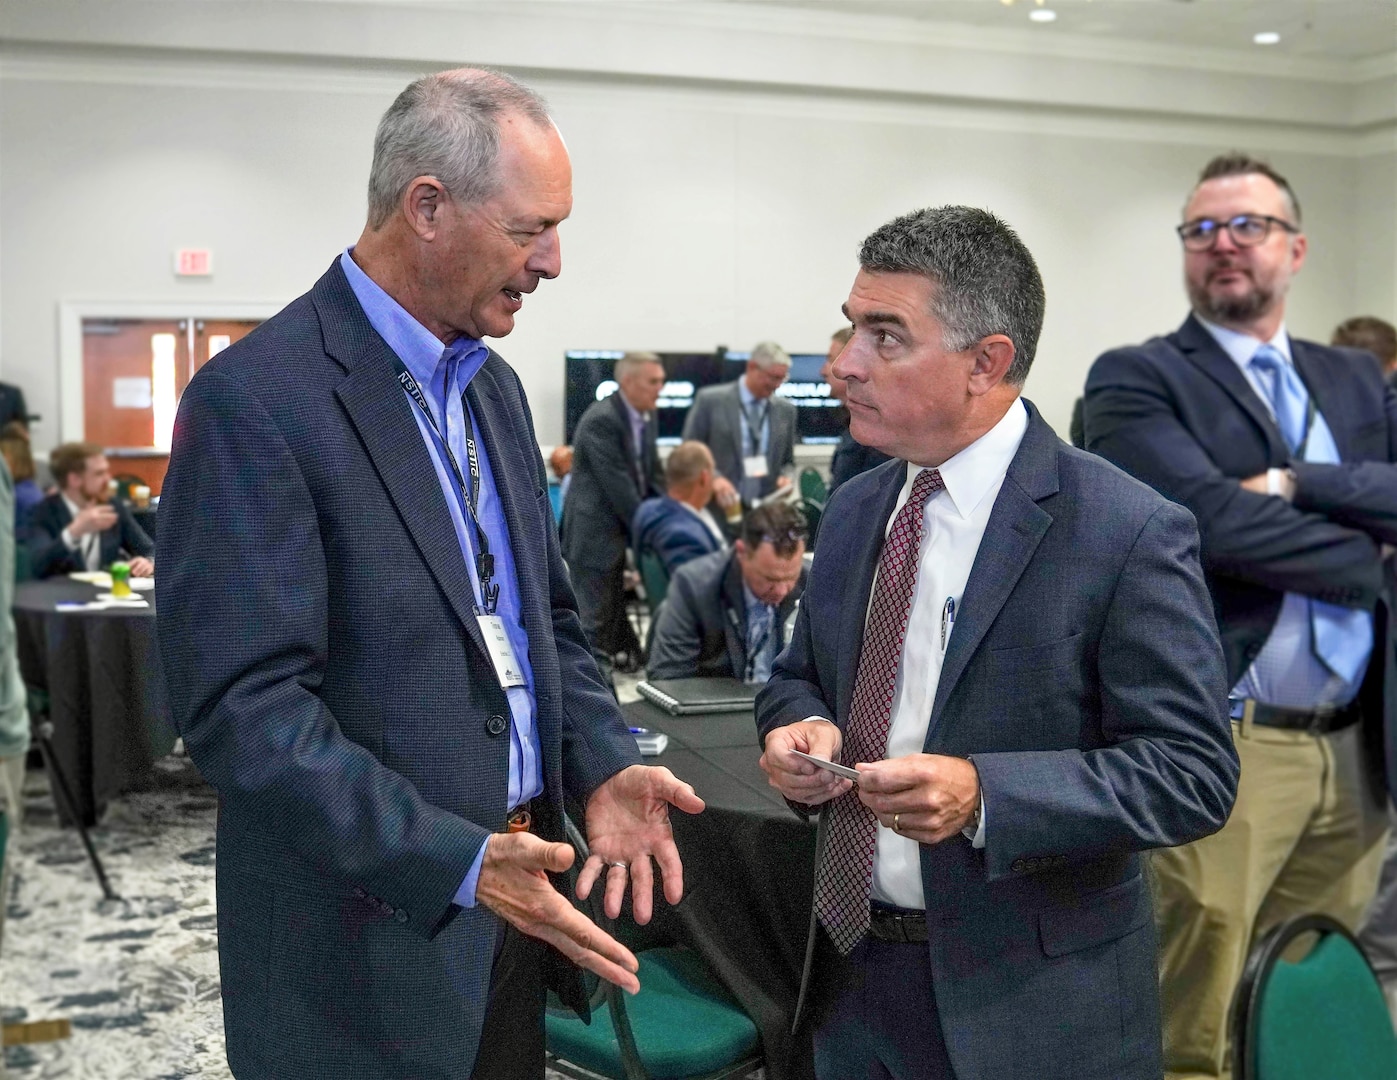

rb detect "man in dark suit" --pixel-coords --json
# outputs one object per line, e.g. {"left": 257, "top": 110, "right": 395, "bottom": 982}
{"left": 30, "top": 441, "right": 153, "bottom": 579}
{"left": 757, "top": 206, "right": 1237, "bottom": 1080}
{"left": 1086, "top": 154, "right": 1395, "bottom": 1080}
{"left": 156, "top": 69, "right": 703, "bottom": 1080}
{"left": 631, "top": 440, "right": 725, "bottom": 578}
{"left": 647, "top": 501, "right": 806, "bottom": 683}
{"left": 824, "top": 326, "right": 892, "bottom": 496}
{"left": 561, "top": 352, "right": 664, "bottom": 668}
{"left": 683, "top": 341, "right": 796, "bottom": 510}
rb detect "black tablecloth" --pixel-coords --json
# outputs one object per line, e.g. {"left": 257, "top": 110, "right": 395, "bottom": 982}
{"left": 13, "top": 579, "right": 176, "bottom": 825}
{"left": 622, "top": 697, "right": 817, "bottom": 1080}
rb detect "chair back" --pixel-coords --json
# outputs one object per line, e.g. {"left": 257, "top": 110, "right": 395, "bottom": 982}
{"left": 798, "top": 467, "right": 827, "bottom": 505}
{"left": 797, "top": 499, "right": 822, "bottom": 548}
{"left": 1232, "top": 913, "right": 1397, "bottom": 1080}
{"left": 639, "top": 549, "right": 670, "bottom": 613}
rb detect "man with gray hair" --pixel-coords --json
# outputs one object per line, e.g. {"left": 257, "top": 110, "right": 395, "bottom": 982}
{"left": 157, "top": 68, "right": 703, "bottom": 1080}
{"left": 683, "top": 340, "right": 797, "bottom": 508}
{"left": 757, "top": 206, "right": 1236, "bottom": 1079}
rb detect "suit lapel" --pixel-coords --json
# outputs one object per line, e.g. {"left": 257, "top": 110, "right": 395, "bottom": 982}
{"left": 835, "top": 461, "right": 906, "bottom": 726}
{"left": 928, "top": 407, "right": 1056, "bottom": 735}
{"left": 726, "top": 384, "right": 746, "bottom": 467}
{"left": 722, "top": 557, "right": 748, "bottom": 677}
{"left": 609, "top": 392, "right": 643, "bottom": 489}
{"left": 1176, "top": 315, "right": 1286, "bottom": 458}
{"left": 1291, "top": 339, "right": 1347, "bottom": 459}
{"left": 319, "top": 271, "right": 490, "bottom": 661}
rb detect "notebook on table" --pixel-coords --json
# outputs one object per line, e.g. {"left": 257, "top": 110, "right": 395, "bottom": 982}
{"left": 636, "top": 677, "right": 760, "bottom": 716}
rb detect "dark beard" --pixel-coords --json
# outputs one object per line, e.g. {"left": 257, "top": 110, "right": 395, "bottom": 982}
{"left": 1187, "top": 276, "right": 1276, "bottom": 326}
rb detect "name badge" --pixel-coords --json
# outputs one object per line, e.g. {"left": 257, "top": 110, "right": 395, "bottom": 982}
{"left": 477, "top": 614, "right": 527, "bottom": 689}
{"left": 743, "top": 454, "right": 770, "bottom": 479}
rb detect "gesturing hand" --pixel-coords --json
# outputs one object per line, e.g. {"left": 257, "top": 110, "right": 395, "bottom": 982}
{"left": 475, "top": 831, "right": 641, "bottom": 993}
{"left": 577, "top": 765, "right": 705, "bottom": 924}
{"left": 856, "top": 753, "right": 980, "bottom": 846}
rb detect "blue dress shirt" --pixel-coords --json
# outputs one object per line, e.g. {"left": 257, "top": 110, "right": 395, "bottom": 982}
{"left": 340, "top": 249, "right": 542, "bottom": 907}
{"left": 1197, "top": 317, "right": 1370, "bottom": 709}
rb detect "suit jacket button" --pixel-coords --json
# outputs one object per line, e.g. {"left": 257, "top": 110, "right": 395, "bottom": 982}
{"left": 394, "top": 909, "right": 409, "bottom": 924}
{"left": 1012, "top": 859, "right": 1026, "bottom": 872}
{"left": 486, "top": 715, "right": 508, "bottom": 736}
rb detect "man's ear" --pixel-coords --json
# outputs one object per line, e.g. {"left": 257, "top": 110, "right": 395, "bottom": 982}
{"left": 967, "top": 335, "right": 1016, "bottom": 397}
{"left": 403, "top": 176, "right": 447, "bottom": 240}
{"left": 734, "top": 539, "right": 748, "bottom": 560}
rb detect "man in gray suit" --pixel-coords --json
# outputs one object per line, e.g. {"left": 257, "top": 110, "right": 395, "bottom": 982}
{"left": 648, "top": 501, "right": 807, "bottom": 683}
{"left": 757, "top": 206, "right": 1237, "bottom": 1079}
{"left": 683, "top": 341, "right": 796, "bottom": 509}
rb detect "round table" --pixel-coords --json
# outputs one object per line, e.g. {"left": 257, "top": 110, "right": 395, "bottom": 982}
{"left": 13, "top": 579, "right": 176, "bottom": 826}
{"left": 621, "top": 696, "right": 817, "bottom": 1080}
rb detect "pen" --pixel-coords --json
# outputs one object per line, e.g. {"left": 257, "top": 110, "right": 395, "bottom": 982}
{"left": 940, "top": 596, "right": 956, "bottom": 652}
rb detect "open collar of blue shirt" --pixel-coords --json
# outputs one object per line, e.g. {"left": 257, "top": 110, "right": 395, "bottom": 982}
{"left": 1196, "top": 313, "right": 1292, "bottom": 370}
{"left": 339, "top": 248, "right": 488, "bottom": 410}
{"left": 737, "top": 377, "right": 767, "bottom": 413}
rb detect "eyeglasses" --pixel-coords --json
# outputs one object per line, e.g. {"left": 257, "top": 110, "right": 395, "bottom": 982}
{"left": 1176, "top": 214, "right": 1299, "bottom": 252}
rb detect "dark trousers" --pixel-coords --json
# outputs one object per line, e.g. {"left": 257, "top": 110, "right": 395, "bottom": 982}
{"left": 810, "top": 927, "right": 957, "bottom": 1080}
{"left": 571, "top": 557, "right": 640, "bottom": 660}
{"left": 471, "top": 923, "right": 546, "bottom": 1080}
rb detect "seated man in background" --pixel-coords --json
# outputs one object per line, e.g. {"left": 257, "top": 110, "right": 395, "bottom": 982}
{"left": 29, "top": 441, "right": 153, "bottom": 579}
{"left": 683, "top": 341, "right": 796, "bottom": 511}
{"left": 633, "top": 440, "right": 727, "bottom": 577}
{"left": 648, "top": 501, "right": 807, "bottom": 683}
{"left": 1332, "top": 315, "right": 1397, "bottom": 384}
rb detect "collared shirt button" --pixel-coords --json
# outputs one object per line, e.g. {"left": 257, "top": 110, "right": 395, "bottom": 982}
{"left": 1011, "top": 859, "right": 1026, "bottom": 872}
{"left": 486, "top": 715, "right": 508, "bottom": 736}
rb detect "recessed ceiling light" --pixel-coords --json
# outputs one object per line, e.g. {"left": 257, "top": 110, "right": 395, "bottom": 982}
{"left": 1253, "top": 31, "right": 1281, "bottom": 45}
{"left": 1030, "top": 8, "right": 1058, "bottom": 22}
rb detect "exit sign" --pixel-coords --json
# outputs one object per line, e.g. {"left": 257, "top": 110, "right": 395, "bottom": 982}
{"left": 174, "top": 248, "right": 213, "bottom": 276}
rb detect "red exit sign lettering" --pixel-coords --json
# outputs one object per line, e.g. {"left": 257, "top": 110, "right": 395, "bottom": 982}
{"left": 174, "top": 249, "right": 213, "bottom": 276}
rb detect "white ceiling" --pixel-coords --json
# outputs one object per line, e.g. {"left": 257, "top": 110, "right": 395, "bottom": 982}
{"left": 713, "top": 0, "right": 1397, "bottom": 61}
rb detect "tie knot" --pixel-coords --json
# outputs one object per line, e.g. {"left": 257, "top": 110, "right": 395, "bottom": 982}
{"left": 910, "top": 467, "right": 944, "bottom": 504}
{"left": 1250, "top": 344, "right": 1285, "bottom": 374}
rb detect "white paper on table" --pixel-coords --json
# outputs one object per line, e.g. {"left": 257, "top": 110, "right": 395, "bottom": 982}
{"left": 93, "top": 593, "right": 149, "bottom": 607}
{"left": 130, "top": 577, "right": 154, "bottom": 591}
{"left": 69, "top": 572, "right": 113, "bottom": 588}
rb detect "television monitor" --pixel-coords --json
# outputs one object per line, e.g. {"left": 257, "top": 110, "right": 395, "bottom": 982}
{"left": 722, "top": 350, "right": 842, "bottom": 445}
{"left": 564, "top": 351, "right": 725, "bottom": 446}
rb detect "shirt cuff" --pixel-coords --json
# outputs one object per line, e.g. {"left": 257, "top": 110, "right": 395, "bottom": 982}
{"left": 453, "top": 835, "right": 491, "bottom": 909}
{"left": 962, "top": 794, "right": 986, "bottom": 848}
{"left": 61, "top": 527, "right": 80, "bottom": 550}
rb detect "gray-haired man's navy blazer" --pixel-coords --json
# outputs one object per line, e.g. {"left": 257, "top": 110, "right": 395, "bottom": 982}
{"left": 756, "top": 402, "right": 1238, "bottom": 1080}
{"left": 157, "top": 260, "right": 639, "bottom": 1079}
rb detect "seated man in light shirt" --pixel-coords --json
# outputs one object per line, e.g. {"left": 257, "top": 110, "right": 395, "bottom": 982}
{"left": 647, "top": 501, "right": 806, "bottom": 683}
{"left": 29, "top": 441, "right": 154, "bottom": 579}
{"left": 632, "top": 440, "right": 727, "bottom": 577}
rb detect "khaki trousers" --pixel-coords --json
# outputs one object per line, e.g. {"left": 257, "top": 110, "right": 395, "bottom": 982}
{"left": 1152, "top": 720, "right": 1390, "bottom": 1080}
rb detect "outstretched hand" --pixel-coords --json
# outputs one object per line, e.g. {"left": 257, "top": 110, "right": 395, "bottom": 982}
{"left": 577, "top": 765, "right": 705, "bottom": 924}
{"left": 476, "top": 831, "right": 641, "bottom": 993}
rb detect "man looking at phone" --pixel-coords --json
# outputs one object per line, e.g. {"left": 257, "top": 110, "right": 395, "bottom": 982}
{"left": 29, "top": 441, "right": 153, "bottom": 578}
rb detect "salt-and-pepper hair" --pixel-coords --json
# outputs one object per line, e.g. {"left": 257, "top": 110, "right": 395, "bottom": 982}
{"left": 748, "top": 341, "right": 791, "bottom": 372}
{"left": 366, "top": 68, "right": 551, "bottom": 229}
{"left": 614, "top": 351, "right": 663, "bottom": 383}
{"left": 859, "top": 205, "right": 1045, "bottom": 387}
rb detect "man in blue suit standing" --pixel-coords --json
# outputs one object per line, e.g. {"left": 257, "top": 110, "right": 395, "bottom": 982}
{"left": 757, "top": 206, "right": 1237, "bottom": 1080}
{"left": 1086, "top": 154, "right": 1395, "bottom": 1079}
{"left": 157, "top": 69, "right": 702, "bottom": 1080}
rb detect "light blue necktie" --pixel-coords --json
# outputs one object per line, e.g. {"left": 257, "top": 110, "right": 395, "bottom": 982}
{"left": 1250, "top": 345, "right": 1372, "bottom": 684}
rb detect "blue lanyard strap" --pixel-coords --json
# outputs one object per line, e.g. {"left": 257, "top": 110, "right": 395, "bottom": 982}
{"left": 393, "top": 359, "right": 499, "bottom": 614}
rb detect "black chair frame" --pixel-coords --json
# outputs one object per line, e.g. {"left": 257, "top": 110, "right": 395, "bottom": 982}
{"left": 1230, "top": 912, "right": 1382, "bottom": 1080}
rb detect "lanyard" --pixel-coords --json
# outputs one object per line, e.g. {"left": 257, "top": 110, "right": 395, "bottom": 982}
{"left": 742, "top": 400, "right": 769, "bottom": 457}
{"left": 393, "top": 359, "right": 499, "bottom": 615}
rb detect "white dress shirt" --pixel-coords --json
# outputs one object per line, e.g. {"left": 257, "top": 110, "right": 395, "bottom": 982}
{"left": 678, "top": 499, "right": 728, "bottom": 549}
{"left": 60, "top": 494, "right": 101, "bottom": 571}
{"left": 870, "top": 399, "right": 1029, "bottom": 910}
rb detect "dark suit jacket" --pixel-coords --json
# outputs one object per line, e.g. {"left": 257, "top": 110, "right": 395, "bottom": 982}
{"left": 28, "top": 493, "right": 153, "bottom": 578}
{"left": 561, "top": 391, "right": 661, "bottom": 571}
{"left": 632, "top": 496, "right": 724, "bottom": 577}
{"left": 648, "top": 548, "right": 805, "bottom": 681}
{"left": 756, "top": 403, "right": 1236, "bottom": 1080}
{"left": 1085, "top": 315, "right": 1397, "bottom": 797}
{"left": 156, "top": 260, "right": 639, "bottom": 1079}
{"left": 682, "top": 381, "right": 796, "bottom": 500}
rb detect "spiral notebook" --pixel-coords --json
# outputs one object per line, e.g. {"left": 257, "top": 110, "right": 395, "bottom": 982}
{"left": 635, "top": 677, "right": 760, "bottom": 716}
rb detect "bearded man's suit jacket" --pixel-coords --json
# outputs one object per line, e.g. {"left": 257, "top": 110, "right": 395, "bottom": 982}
{"left": 157, "top": 260, "right": 639, "bottom": 1079}
{"left": 756, "top": 402, "right": 1238, "bottom": 1080}
{"left": 1085, "top": 314, "right": 1397, "bottom": 800}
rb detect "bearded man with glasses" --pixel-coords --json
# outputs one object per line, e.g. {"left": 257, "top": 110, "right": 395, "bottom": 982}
{"left": 1086, "top": 153, "right": 1397, "bottom": 1080}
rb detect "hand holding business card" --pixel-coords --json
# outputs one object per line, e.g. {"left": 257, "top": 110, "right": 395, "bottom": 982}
{"left": 788, "top": 749, "right": 860, "bottom": 782}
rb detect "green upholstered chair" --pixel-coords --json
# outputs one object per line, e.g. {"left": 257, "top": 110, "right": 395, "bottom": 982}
{"left": 545, "top": 817, "right": 762, "bottom": 1080}
{"left": 638, "top": 549, "right": 670, "bottom": 615}
{"left": 1232, "top": 913, "right": 1397, "bottom": 1080}
{"left": 798, "top": 467, "right": 827, "bottom": 507}
{"left": 797, "top": 498, "right": 821, "bottom": 548}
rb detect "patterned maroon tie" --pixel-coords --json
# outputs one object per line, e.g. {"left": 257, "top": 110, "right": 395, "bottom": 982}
{"left": 813, "top": 466, "right": 945, "bottom": 954}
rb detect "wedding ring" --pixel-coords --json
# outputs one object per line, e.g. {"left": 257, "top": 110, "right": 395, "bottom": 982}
{"left": 893, "top": 813, "right": 901, "bottom": 833}
{"left": 608, "top": 861, "right": 628, "bottom": 870}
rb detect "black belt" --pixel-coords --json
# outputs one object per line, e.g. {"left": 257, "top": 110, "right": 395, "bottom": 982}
{"left": 1234, "top": 698, "right": 1362, "bottom": 735}
{"left": 868, "top": 904, "right": 927, "bottom": 944}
